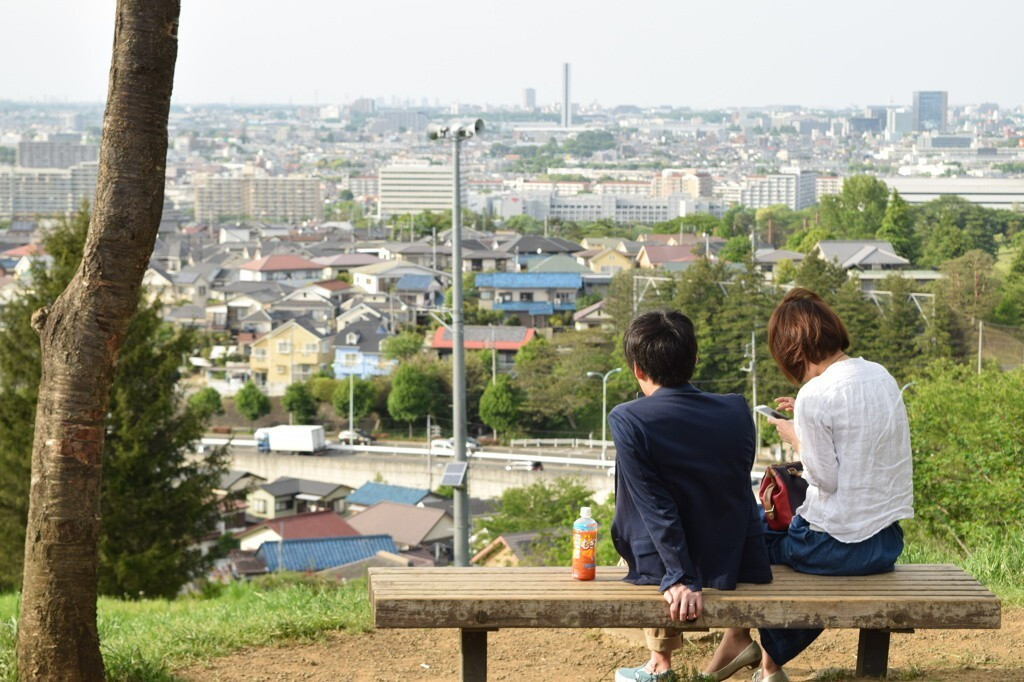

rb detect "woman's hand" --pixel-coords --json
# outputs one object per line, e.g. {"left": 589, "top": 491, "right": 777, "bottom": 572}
{"left": 774, "top": 396, "right": 795, "bottom": 414}
{"left": 768, "top": 416, "right": 797, "bottom": 447}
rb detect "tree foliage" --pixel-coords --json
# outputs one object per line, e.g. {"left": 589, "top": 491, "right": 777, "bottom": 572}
{"left": 381, "top": 330, "right": 425, "bottom": 361}
{"left": 818, "top": 176, "right": 890, "bottom": 239}
{"left": 331, "top": 376, "right": 377, "bottom": 419}
{"left": 387, "top": 359, "right": 446, "bottom": 435}
{"left": 478, "top": 375, "right": 523, "bottom": 437}
{"left": 877, "top": 189, "right": 918, "bottom": 260}
{"left": 235, "top": 381, "right": 271, "bottom": 422}
{"left": 187, "top": 387, "right": 224, "bottom": 419}
{"left": 282, "top": 383, "right": 318, "bottom": 425}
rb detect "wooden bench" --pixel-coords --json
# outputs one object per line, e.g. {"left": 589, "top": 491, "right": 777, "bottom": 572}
{"left": 369, "top": 564, "right": 1000, "bottom": 681}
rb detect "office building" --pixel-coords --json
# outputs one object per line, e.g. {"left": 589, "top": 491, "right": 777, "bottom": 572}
{"left": 882, "top": 177, "right": 1024, "bottom": 209}
{"left": 0, "top": 161, "right": 98, "bottom": 219}
{"left": 913, "top": 91, "right": 948, "bottom": 132}
{"left": 194, "top": 174, "right": 322, "bottom": 224}
{"left": 377, "top": 164, "right": 465, "bottom": 218}
{"left": 17, "top": 139, "right": 99, "bottom": 168}
{"left": 497, "top": 192, "right": 689, "bottom": 224}
{"left": 561, "top": 63, "right": 572, "bottom": 128}
{"left": 522, "top": 88, "right": 536, "bottom": 110}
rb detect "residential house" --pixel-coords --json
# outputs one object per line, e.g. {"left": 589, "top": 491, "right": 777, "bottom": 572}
{"left": 235, "top": 510, "right": 359, "bottom": 552}
{"left": 474, "top": 272, "right": 581, "bottom": 326}
{"left": 347, "top": 502, "right": 454, "bottom": 552}
{"left": 429, "top": 325, "right": 536, "bottom": 373}
{"left": 636, "top": 244, "right": 699, "bottom": 269}
{"left": 249, "top": 318, "right": 334, "bottom": 395}
{"left": 344, "top": 482, "right": 434, "bottom": 514}
{"left": 393, "top": 273, "right": 445, "bottom": 308}
{"left": 246, "top": 477, "right": 353, "bottom": 521}
{"left": 462, "top": 249, "right": 513, "bottom": 273}
{"left": 471, "top": 531, "right": 542, "bottom": 567}
{"left": 814, "top": 240, "right": 910, "bottom": 271}
{"left": 312, "top": 253, "right": 383, "bottom": 279}
{"left": 379, "top": 242, "right": 452, "bottom": 271}
{"left": 495, "top": 235, "right": 580, "bottom": 270}
{"left": 142, "top": 263, "right": 213, "bottom": 306}
{"left": 350, "top": 260, "right": 449, "bottom": 295}
{"left": 579, "top": 237, "right": 641, "bottom": 256}
{"left": 215, "top": 470, "right": 267, "bottom": 496}
{"left": 573, "top": 300, "right": 614, "bottom": 331}
{"left": 239, "top": 254, "right": 323, "bottom": 283}
{"left": 575, "top": 247, "right": 635, "bottom": 275}
{"left": 257, "top": 534, "right": 398, "bottom": 572}
{"left": 753, "top": 248, "right": 806, "bottom": 282}
{"left": 332, "top": 319, "right": 394, "bottom": 379}
{"left": 527, "top": 254, "right": 589, "bottom": 274}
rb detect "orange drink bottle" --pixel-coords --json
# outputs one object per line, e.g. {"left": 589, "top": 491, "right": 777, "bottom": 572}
{"left": 571, "top": 506, "right": 598, "bottom": 580}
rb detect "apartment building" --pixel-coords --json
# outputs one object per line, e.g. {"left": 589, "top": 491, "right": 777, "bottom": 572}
{"left": 0, "top": 161, "right": 98, "bottom": 219}
{"left": 17, "top": 140, "right": 99, "bottom": 168}
{"left": 377, "top": 164, "right": 465, "bottom": 218}
{"left": 651, "top": 170, "right": 712, "bottom": 198}
{"left": 194, "top": 174, "right": 322, "bottom": 224}
{"left": 717, "top": 168, "right": 817, "bottom": 210}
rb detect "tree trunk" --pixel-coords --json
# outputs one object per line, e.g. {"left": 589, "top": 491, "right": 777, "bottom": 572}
{"left": 16, "top": 2, "right": 180, "bottom": 679}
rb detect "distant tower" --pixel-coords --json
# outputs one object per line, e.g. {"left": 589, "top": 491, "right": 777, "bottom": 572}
{"left": 522, "top": 88, "right": 536, "bottom": 111}
{"left": 913, "top": 91, "right": 948, "bottom": 132}
{"left": 561, "top": 63, "right": 572, "bottom": 128}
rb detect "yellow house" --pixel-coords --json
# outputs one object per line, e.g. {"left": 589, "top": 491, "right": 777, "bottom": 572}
{"left": 249, "top": 318, "right": 333, "bottom": 396}
{"left": 587, "top": 248, "right": 634, "bottom": 275}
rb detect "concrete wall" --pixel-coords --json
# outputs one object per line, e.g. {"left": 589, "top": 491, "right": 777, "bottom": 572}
{"left": 224, "top": 451, "right": 614, "bottom": 502}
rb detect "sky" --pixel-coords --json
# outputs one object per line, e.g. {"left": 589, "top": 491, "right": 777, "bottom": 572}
{"left": 2, "top": 0, "right": 1023, "bottom": 109}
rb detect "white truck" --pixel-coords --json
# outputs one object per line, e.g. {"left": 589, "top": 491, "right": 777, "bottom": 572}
{"left": 254, "top": 425, "right": 327, "bottom": 455}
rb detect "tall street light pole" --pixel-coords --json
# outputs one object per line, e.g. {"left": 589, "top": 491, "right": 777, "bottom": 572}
{"left": 587, "top": 367, "right": 622, "bottom": 460}
{"left": 428, "top": 118, "right": 483, "bottom": 567}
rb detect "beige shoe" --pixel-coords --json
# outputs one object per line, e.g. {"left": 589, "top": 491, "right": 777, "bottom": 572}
{"left": 708, "top": 641, "right": 761, "bottom": 681}
{"left": 751, "top": 669, "right": 789, "bottom": 682}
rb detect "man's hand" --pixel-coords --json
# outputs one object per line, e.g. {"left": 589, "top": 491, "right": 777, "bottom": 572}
{"left": 663, "top": 583, "right": 702, "bottom": 621}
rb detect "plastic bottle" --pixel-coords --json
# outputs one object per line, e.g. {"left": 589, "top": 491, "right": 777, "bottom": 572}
{"left": 571, "top": 506, "right": 598, "bottom": 580}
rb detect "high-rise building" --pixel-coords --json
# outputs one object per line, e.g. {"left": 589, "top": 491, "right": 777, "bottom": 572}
{"left": 0, "top": 162, "right": 98, "bottom": 218}
{"left": 378, "top": 164, "right": 465, "bottom": 218}
{"left": 194, "top": 174, "right": 322, "bottom": 224}
{"left": 651, "top": 170, "right": 713, "bottom": 198}
{"left": 913, "top": 91, "right": 948, "bottom": 132}
{"left": 717, "top": 168, "right": 817, "bottom": 211}
{"left": 16, "top": 139, "right": 99, "bottom": 168}
{"left": 561, "top": 63, "right": 571, "bottom": 128}
{"left": 522, "top": 88, "right": 536, "bottom": 110}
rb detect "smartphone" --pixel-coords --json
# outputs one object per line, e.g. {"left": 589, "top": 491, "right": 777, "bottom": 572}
{"left": 754, "top": 404, "right": 789, "bottom": 420}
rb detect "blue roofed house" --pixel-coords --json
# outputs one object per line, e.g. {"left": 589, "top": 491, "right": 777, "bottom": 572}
{"left": 393, "top": 273, "right": 445, "bottom": 309}
{"left": 345, "top": 482, "right": 436, "bottom": 513}
{"left": 256, "top": 534, "right": 398, "bottom": 572}
{"left": 474, "top": 272, "right": 582, "bottom": 327}
{"left": 332, "top": 319, "right": 395, "bottom": 379}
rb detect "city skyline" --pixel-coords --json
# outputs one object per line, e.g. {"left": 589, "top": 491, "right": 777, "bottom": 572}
{"left": 2, "top": 0, "right": 1023, "bottom": 109}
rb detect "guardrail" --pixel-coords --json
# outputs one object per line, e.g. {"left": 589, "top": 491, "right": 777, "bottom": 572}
{"left": 508, "top": 437, "right": 614, "bottom": 449}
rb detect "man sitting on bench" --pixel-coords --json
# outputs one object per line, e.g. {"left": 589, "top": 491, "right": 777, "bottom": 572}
{"left": 610, "top": 310, "right": 773, "bottom": 682}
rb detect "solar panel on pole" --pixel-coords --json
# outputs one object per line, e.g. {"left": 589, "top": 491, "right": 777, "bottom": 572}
{"left": 440, "top": 461, "right": 468, "bottom": 487}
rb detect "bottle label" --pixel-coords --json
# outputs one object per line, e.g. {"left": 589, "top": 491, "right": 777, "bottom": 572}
{"left": 572, "top": 529, "right": 597, "bottom": 580}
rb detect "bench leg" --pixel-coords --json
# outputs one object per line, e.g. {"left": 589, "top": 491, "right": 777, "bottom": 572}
{"left": 855, "top": 629, "right": 890, "bottom": 678}
{"left": 461, "top": 628, "right": 488, "bottom": 682}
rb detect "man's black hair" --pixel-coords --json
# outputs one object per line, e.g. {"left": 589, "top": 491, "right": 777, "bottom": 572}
{"left": 622, "top": 310, "right": 697, "bottom": 387}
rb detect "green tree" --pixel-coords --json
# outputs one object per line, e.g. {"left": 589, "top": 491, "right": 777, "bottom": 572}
{"left": 387, "top": 359, "right": 446, "bottom": 437}
{"left": 876, "top": 189, "right": 918, "bottom": 261}
{"left": 331, "top": 376, "right": 377, "bottom": 419}
{"left": 0, "top": 206, "right": 230, "bottom": 599}
{"left": 308, "top": 376, "right": 340, "bottom": 403}
{"left": 915, "top": 196, "right": 1000, "bottom": 267}
{"left": 381, "top": 330, "right": 425, "bottom": 361}
{"left": 282, "top": 383, "right": 318, "bottom": 424}
{"left": 718, "top": 235, "right": 752, "bottom": 262}
{"left": 874, "top": 274, "right": 926, "bottom": 383}
{"left": 784, "top": 226, "right": 832, "bottom": 254}
{"left": 938, "top": 250, "right": 1001, "bottom": 323}
{"left": 818, "top": 175, "right": 890, "bottom": 239}
{"left": 478, "top": 375, "right": 523, "bottom": 438}
{"left": 774, "top": 258, "right": 797, "bottom": 284}
{"left": 187, "top": 387, "right": 224, "bottom": 419}
{"left": 235, "top": 381, "right": 271, "bottom": 422}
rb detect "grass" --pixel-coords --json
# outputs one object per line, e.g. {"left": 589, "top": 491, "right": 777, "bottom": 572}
{"left": 813, "top": 667, "right": 923, "bottom": 681}
{"left": 0, "top": 573, "right": 371, "bottom": 682}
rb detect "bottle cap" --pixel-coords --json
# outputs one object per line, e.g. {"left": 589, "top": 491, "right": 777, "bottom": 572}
{"left": 580, "top": 506, "right": 592, "bottom": 518}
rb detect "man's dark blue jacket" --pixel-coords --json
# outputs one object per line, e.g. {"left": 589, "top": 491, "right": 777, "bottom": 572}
{"left": 609, "top": 383, "right": 772, "bottom": 593}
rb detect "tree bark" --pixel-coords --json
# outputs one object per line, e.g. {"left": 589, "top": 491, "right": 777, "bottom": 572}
{"left": 16, "top": 2, "right": 180, "bottom": 679}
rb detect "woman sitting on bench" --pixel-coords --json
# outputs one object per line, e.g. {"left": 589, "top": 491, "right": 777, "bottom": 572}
{"left": 706, "top": 288, "right": 914, "bottom": 682}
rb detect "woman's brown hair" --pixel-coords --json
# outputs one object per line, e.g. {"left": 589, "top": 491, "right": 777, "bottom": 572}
{"left": 767, "top": 287, "right": 850, "bottom": 384}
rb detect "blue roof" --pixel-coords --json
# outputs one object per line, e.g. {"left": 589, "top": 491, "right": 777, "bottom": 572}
{"left": 394, "top": 274, "right": 434, "bottom": 291}
{"left": 257, "top": 534, "right": 397, "bottom": 572}
{"left": 474, "top": 273, "right": 582, "bottom": 290}
{"left": 347, "top": 481, "right": 430, "bottom": 507}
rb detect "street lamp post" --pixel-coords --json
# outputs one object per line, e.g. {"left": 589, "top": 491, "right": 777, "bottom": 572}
{"left": 428, "top": 118, "right": 483, "bottom": 567}
{"left": 587, "top": 367, "right": 622, "bottom": 460}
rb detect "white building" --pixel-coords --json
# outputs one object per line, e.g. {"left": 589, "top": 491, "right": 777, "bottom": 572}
{"left": 194, "top": 174, "right": 322, "bottom": 224}
{"left": 0, "top": 161, "right": 98, "bottom": 219}
{"left": 717, "top": 168, "right": 817, "bottom": 210}
{"left": 17, "top": 140, "right": 99, "bottom": 168}
{"left": 882, "top": 177, "right": 1024, "bottom": 209}
{"left": 377, "top": 164, "right": 465, "bottom": 218}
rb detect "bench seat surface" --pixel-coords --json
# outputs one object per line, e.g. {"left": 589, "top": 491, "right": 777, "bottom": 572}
{"left": 370, "top": 564, "right": 1000, "bottom": 630}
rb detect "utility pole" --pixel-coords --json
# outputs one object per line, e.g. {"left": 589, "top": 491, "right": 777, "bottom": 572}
{"left": 742, "top": 331, "right": 759, "bottom": 454}
{"left": 587, "top": 368, "right": 622, "bottom": 460}
{"left": 977, "top": 320, "right": 984, "bottom": 375}
{"left": 348, "top": 372, "right": 354, "bottom": 445}
{"left": 432, "top": 225, "right": 437, "bottom": 271}
{"left": 489, "top": 323, "right": 496, "bottom": 384}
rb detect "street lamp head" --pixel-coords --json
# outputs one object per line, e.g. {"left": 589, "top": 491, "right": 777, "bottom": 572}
{"left": 609, "top": 367, "right": 623, "bottom": 375}
{"left": 586, "top": 371, "right": 600, "bottom": 378}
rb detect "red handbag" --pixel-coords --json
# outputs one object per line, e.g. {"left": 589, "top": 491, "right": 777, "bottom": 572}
{"left": 759, "top": 462, "right": 808, "bottom": 531}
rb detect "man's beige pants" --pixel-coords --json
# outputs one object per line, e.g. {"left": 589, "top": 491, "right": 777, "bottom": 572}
{"left": 617, "top": 558, "right": 683, "bottom": 652}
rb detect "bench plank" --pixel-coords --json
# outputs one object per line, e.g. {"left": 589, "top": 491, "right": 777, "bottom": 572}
{"left": 370, "top": 565, "right": 1000, "bottom": 631}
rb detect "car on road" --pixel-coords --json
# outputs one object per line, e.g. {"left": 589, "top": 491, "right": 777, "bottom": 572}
{"left": 338, "top": 429, "right": 374, "bottom": 445}
{"left": 505, "top": 461, "right": 544, "bottom": 472}
{"left": 429, "top": 437, "right": 480, "bottom": 454}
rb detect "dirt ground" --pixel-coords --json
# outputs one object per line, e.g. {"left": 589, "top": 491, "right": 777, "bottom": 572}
{"left": 180, "top": 606, "right": 1023, "bottom": 681}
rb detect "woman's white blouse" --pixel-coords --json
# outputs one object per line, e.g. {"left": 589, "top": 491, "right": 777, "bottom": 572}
{"left": 793, "top": 357, "right": 914, "bottom": 543}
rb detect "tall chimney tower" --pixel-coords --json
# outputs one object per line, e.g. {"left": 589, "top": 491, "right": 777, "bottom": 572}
{"left": 561, "top": 63, "right": 572, "bottom": 128}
